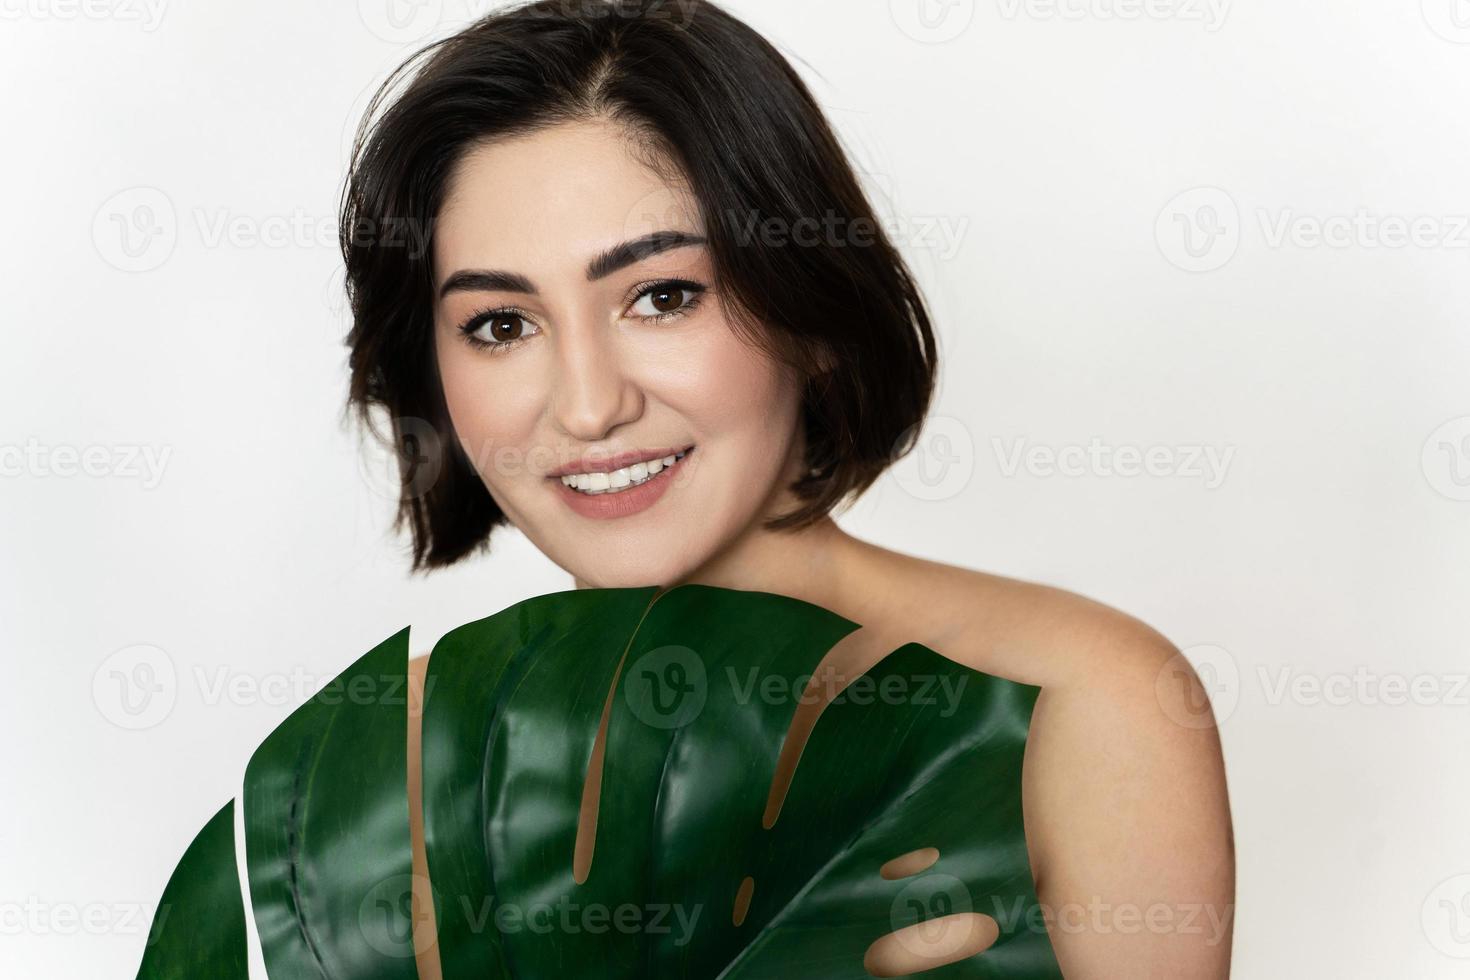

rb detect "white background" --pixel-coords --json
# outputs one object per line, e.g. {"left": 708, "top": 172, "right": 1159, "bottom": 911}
{"left": 3, "top": 1, "right": 1469, "bottom": 976}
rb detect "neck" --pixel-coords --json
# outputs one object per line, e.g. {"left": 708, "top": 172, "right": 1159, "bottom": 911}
{"left": 573, "top": 513, "right": 870, "bottom": 618}
{"left": 572, "top": 436, "right": 878, "bottom": 617}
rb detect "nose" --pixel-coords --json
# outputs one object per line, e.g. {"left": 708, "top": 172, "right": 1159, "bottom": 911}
{"left": 549, "top": 319, "right": 644, "bottom": 443}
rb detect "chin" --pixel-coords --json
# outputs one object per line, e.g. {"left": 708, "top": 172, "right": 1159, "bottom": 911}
{"left": 566, "top": 543, "right": 703, "bottom": 591}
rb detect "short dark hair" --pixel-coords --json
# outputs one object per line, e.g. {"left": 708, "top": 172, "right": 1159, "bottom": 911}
{"left": 339, "top": 0, "right": 938, "bottom": 572}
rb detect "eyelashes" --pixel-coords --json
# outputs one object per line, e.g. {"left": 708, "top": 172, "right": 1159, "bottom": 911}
{"left": 455, "top": 279, "right": 709, "bottom": 355}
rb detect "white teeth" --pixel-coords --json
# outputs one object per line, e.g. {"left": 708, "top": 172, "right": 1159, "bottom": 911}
{"left": 560, "top": 451, "right": 688, "bottom": 495}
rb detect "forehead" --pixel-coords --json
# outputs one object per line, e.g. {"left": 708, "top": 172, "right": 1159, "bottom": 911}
{"left": 433, "top": 119, "right": 703, "bottom": 280}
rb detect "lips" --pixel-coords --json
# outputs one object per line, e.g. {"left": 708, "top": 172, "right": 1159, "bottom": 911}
{"left": 545, "top": 444, "right": 695, "bottom": 479}
{"left": 553, "top": 446, "right": 692, "bottom": 520}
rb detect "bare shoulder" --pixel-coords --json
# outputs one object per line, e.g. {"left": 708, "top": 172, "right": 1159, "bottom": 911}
{"left": 861, "top": 548, "right": 1234, "bottom": 973}
{"left": 852, "top": 543, "right": 1180, "bottom": 692}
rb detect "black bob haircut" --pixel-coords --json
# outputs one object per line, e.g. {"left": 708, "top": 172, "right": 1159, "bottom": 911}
{"left": 340, "top": 0, "right": 938, "bottom": 572}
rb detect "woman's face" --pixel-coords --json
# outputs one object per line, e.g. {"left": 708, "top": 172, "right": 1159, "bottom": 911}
{"left": 432, "top": 118, "right": 807, "bottom": 588}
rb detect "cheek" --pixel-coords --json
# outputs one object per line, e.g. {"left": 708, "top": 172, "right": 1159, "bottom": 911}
{"left": 436, "top": 342, "right": 543, "bottom": 480}
{"left": 660, "top": 327, "right": 800, "bottom": 443}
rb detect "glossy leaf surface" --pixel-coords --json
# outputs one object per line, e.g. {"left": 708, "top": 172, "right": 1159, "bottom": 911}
{"left": 139, "top": 586, "right": 1061, "bottom": 978}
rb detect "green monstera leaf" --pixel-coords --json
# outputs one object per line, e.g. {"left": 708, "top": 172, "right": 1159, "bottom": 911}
{"left": 137, "top": 585, "right": 1062, "bottom": 979}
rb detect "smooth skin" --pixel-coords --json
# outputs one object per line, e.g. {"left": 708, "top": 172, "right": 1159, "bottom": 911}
{"left": 403, "top": 118, "right": 1234, "bottom": 978}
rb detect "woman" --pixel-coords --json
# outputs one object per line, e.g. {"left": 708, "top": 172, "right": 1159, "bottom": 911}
{"left": 340, "top": 1, "right": 1235, "bottom": 976}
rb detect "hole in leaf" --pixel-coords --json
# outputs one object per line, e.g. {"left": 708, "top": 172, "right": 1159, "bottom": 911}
{"left": 862, "top": 913, "right": 1000, "bottom": 977}
{"left": 732, "top": 875, "right": 755, "bottom": 927}
{"left": 764, "top": 627, "right": 893, "bottom": 829}
{"left": 879, "top": 847, "right": 940, "bottom": 880}
{"left": 573, "top": 634, "right": 640, "bottom": 884}
{"left": 407, "top": 651, "right": 443, "bottom": 977}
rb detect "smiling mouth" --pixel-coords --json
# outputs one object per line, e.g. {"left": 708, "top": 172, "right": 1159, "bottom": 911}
{"left": 557, "top": 447, "right": 693, "bottom": 495}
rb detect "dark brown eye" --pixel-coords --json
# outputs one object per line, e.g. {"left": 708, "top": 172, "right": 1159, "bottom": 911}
{"left": 486, "top": 314, "right": 524, "bottom": 342}
{"left": 630, "top": 281, "right": 705, "bottom": 319}
{"left": 648, "top": 287, "right": 684, "bottom": 312}
{"left": 460, "top": 310, "right": 541, "bottom": 351}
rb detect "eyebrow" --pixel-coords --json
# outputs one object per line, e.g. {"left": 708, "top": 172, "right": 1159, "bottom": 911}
{"left": 437, "top": 230, "right": 707, "bottom": 300}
